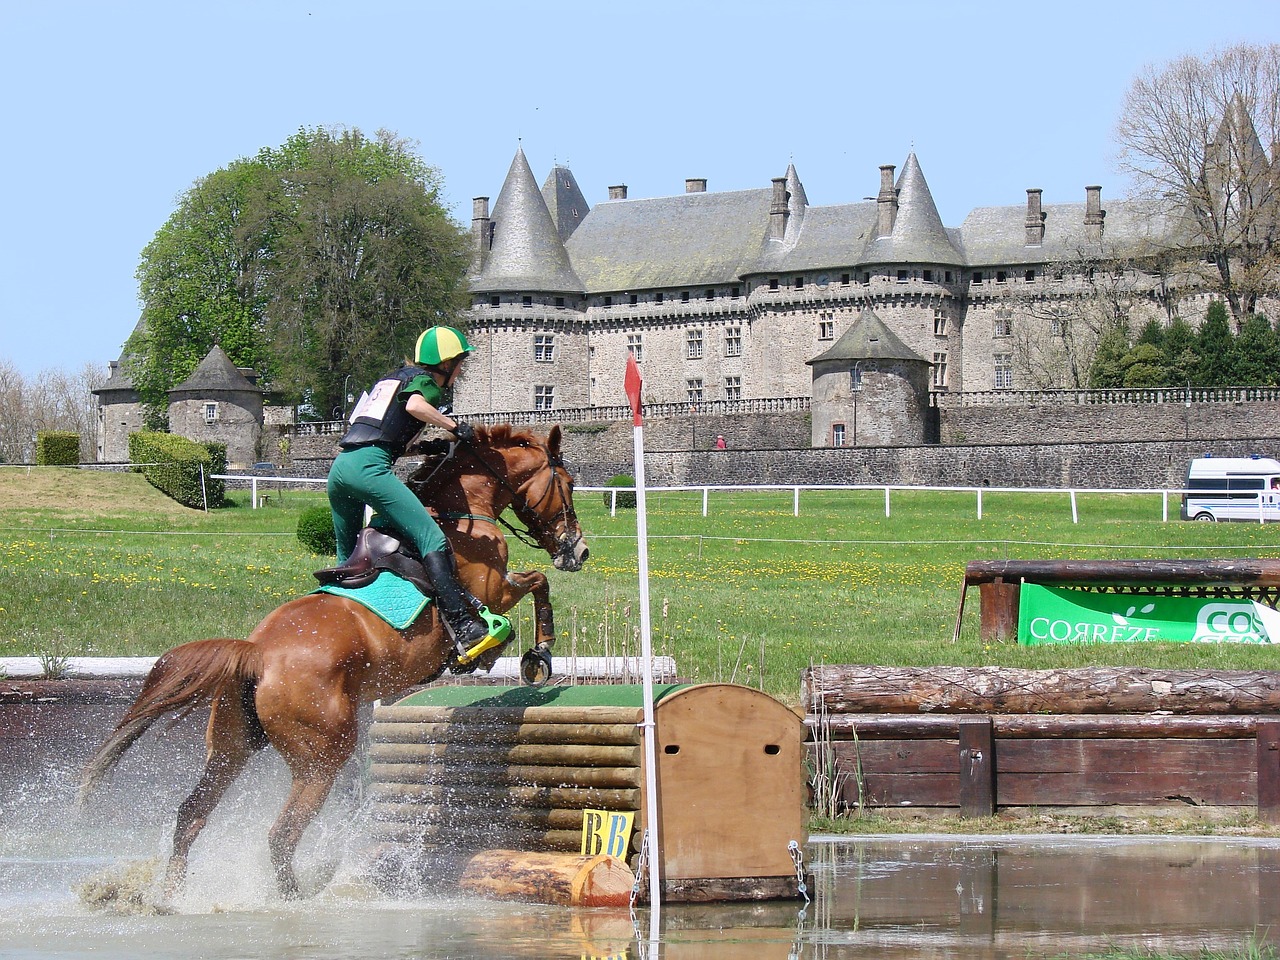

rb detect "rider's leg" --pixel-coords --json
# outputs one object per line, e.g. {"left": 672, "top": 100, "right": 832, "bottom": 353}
{"left": 326, "top": 449, "right": 374, "bottom": 563}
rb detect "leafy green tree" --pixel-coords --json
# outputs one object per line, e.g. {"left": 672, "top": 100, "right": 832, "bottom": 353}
{"left": 1193, "top": 300, "right": 1236, "bottom": 385}
{"left": 1088, "top": 326, "right": 1131, "bottom": 388}
{"left": 1120, "top": 343, "right": 1168, "bottom": 387}
{"left": 1162, "top": 316, "right": 1199, "bottom": 385}
{"left": 130, "top": 126, "right": 469, "bottom": 420}
{"left": 1231, "top": 314, "right": 1280, "bottom": 385}
{"left": 1135, "top": 318, "right": 1166, "bottom": 349}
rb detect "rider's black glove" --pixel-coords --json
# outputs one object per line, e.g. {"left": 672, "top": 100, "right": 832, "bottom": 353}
{"left": 451, "top": 421, "right": 476, "bottom": 444}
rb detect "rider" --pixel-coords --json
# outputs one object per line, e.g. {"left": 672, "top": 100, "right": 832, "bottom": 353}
{"left": 327, "top": 325, "right": 508, "bottom": 654}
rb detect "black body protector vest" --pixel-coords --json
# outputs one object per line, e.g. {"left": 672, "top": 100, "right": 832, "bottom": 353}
{"left": 338, "top": 366, "right": 451, "bottom": 459}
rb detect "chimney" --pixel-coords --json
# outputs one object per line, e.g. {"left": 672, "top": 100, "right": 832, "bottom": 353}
{"left": 1084, "top": 185, "right": 1105, "bottom": 238}
{"left": 608, "top": 184, "right": 628, "bottom": 200}
{"left": 471, "top": 196, "right": 491, "bottom": 268}
{"left": 685, "top": 178, "right": 707, "bottom": 193}
{"left": 876, "top": 164, "right": 898, "bottom": 237}
{"left": 1024, "top": 188, "right": 1046, "bottom": 245}
{"left": 768, "top": 177, "right": 790, "bottom": 241}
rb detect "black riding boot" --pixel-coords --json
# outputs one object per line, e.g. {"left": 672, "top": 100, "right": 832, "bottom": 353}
{"left": 420, "top": 550, "right": 490, "bottom": 652}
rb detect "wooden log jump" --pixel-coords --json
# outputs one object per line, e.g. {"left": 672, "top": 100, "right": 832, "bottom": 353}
{"left": 369, "top": 683, "right": 808, "bottom": 903}
{"left": 804, "top": 665, "right": 1280, "bottom": 821}
{"left": 957, "top": 558, "right": 1280, "bottom": 642}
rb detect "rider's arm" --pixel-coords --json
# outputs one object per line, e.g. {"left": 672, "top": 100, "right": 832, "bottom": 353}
{"left": 405, "top": 392, "right": 461, "bottom": 432}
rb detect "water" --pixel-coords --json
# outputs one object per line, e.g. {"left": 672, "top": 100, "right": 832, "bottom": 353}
{"left": 5, "top": 806, "right": 1280, "bottom": 960}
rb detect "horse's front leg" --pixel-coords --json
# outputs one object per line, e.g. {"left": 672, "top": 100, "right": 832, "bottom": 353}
{"left": 487, "top": 570, "right": 556, "bottom": 651}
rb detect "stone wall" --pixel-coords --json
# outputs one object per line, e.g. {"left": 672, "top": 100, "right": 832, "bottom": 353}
{"left": 275, "top": 400, "right": 1280, "bottom": 490}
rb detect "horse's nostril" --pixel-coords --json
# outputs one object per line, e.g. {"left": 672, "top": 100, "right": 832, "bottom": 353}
{"left": 579, "top": 547, "right": 590, "bottom": 562}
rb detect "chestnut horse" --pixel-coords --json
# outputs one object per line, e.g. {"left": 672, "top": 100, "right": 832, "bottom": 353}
{"left": 80, "top": 424, "right": 588, "bottom": 900}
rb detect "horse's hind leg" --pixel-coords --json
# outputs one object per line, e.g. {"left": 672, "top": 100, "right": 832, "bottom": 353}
{"left": 267, "top": 769, "right": 347, "bottom": 899}
{"left": 164, "top": 689, "right": 262, "bottom": 899}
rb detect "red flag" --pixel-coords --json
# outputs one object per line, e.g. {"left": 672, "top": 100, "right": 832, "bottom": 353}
{"left": 624, "top": 352, "right": 643, "bottom": 426}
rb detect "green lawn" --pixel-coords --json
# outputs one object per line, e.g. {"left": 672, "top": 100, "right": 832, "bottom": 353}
{"left": 3, "top": 470, "right": 1280, "bottom": 701}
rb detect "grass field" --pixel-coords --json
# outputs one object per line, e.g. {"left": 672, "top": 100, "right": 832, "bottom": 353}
{"left": 3, "top": 467, "right": 1280, "bottom": 701}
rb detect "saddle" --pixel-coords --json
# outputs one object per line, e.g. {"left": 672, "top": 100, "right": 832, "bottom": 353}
{"left": 313, "top": 527, "right": 433, "bottom": 596}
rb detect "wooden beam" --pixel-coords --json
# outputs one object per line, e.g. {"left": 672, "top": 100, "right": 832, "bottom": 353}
{"left": 958, "top": 717, "right": 995, "bottom": 817}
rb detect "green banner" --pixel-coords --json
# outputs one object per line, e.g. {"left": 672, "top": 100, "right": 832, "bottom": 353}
{"left": 1017, "top": 582, "right": 1280, "bottom": 645}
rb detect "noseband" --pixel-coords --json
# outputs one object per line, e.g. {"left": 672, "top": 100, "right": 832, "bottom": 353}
{"left": 462, "top": 441, "right": 579, "bottom": 556}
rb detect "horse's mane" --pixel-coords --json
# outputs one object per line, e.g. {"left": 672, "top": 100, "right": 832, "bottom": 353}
{"left": 406, "top": 423, "right": 546, "bottom": 488}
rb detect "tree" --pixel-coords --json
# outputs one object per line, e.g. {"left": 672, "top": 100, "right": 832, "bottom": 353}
{"left": 1089, "top": 326, "right": 1132, "bottom": 388}
{"left": 1162, "top": 315, "right": 1200, "bottom": 385}
{"left": 1115, "top": 43, "right": 1280, "bottom": 321}
{"left": 1231, "top": 313, "right": 1280, "bottom": 385}
{"left": 131, "top": 127, "right": 469, "bottom": 420}
{"left": 0, "top": 360, "right": 105, "bottom": 462}
{"left": 1194, "top": 300, "right": 1237, "bottom": 385}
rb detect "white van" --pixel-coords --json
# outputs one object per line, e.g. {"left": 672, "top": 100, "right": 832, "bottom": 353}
{"left": 1181, "top": 455, "right": 1280, "bottom": 521}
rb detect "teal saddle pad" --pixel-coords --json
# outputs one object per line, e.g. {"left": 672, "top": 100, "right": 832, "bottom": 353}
{"left": 313, "top": 571, "right": 431, "bottom": 630}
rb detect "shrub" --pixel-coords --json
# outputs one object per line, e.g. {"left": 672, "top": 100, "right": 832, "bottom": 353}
{"left": 35, "top": 431, "right": 80, "bottom": 466}
{"left": 603, "top": 474, "right": 636, "bottom": 509}
{"left": 128, "top": 432, "right": 227, "bottom": 509}
{"left": 297, "top": 505, "right": 336, "bottom": 555}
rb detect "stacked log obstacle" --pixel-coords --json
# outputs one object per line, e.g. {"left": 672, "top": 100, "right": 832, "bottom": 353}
{"left": 369, "top": 682, "right": 808, "bottom": 903}
{"left": 959, "top": 558, "right": 1280, "bottom": 642}
{"left": 804, "top": 665, "right": 1280, "bottom": 819}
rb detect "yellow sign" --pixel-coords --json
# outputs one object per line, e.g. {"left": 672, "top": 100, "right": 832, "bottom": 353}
{"left": 580, "top": 809, "right": 634, "bottom": 858}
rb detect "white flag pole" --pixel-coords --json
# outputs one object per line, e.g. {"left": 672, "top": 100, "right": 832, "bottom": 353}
{"left": 625, "top": 354, "right": 662, "bottom": 931}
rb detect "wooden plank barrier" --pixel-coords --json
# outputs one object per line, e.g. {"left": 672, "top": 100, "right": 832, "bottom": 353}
{"left": 959, "top": 558, "right": 1280, "bottom": 642}
{"left": 804, "top": 666, "right": 1280, "bottom": 820}
{"left": 369, "top": 682, "right": 808, "bottom": 902}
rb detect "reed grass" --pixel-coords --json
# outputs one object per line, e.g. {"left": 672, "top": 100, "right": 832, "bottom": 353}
{"left": 3, "top": 469, "right": 1280, "bottom": 701}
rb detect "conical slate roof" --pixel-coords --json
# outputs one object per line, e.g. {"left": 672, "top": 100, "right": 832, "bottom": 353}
{"left": 861, "top": 153, "right": 963, "bottom": 264}
{"left": 807, "top": 307, "right": 925, "bottom": 366}
{"left": 472, "top": 148, "right": 583, "bottom": 294}
{"left": 169, "top": 345, "right": 258, "bottom": 395}
{"left": 541, "top": 164, "right": 590, "bottom": 242}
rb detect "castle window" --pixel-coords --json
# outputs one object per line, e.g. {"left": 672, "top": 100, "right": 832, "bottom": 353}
{"left": 945, "top": 271, "right": 954, "bottom": 283}
{"left": 933, "top": 352, "right": 949, "bottom": 388}
{"left": 994, "top": 315, "right": 1012, "bottom": 337}
{"left": 731, "top": 286, "right": 741, "bottom": 298}
{"left": 996, "top": 271, "right": 1008, "bottom": 283}
{"left": 534, "top": 385, "right": 555, "bottom": 410}
{"left": 994, "top": 354, "right": 1014, "bottom": 389}
{"left": 725, "top": 326, "right": 742, "bottom": 357}
{"left": 896, "top": 270, "right": 908, "bottom": 282}
{"left": 794, "top": 276, "right": 804, "bottom": 289}
{"left": 534, "top": 334, "right": 555, "bottom": 363}
{"left": 972, "top": 271, "right": 984, "bottom": 284}
{"left": 769, "top": 278, "right": 779, "bottom": 291}
{"left": 656, "top": 292, "right": 664, "bottom": 304}
{"left": 934, "top": 311, "right": 948, "bottom": 337}
{"left": 725, "top": 376, "right": 741, "bottom": 400}
{"left": 686, "top": 328, "right": 703, "bottom": 359}
{"left": 841, "top": 273, "right": 850, "bottom": 285}
{"left": 682, "top": 290, "right": 690, "bottom": 303}
{"left": 629, "top": 294, "right": 638, "bottom": 305}
{"left": 522, "top": 295, "right": 533, "bottom": 307}
{"left": 627, "top": 333, "right": 643, "bottom": 361}
{"left": 862, "top": 272, "right": 871, "bottom": 284}
{"left": 490, "top": 295, "right": 500, "bottom": 307}
{"left": 1024, "top": 269, "right": 1036, "bottom": 282}
{"left": 203, "top": 403, "right": 218, "bottom": 424}
{"left": 686, "top": 379, "right": 703, "bottom": 403}
{"left": 818, "top": 317, "right": 834, "bottom": 341}
{"left": 832, "top": 423, "right": 846, "bottom": 447}
{"left": 923, "top": 270, "right": 933, "bottom": 282}
{"left": 705, "top": 289, "right": 715, "bottom": 301}
{"left": 603, "top": 296, "right": 612, "bottom": 308}
{"left": 1050, "top": 314, "right": 1067, "bottom": 337}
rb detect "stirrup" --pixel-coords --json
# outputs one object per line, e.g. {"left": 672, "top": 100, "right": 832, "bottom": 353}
{"left": 451, "top": 607, "right": 512, "bottom": 670}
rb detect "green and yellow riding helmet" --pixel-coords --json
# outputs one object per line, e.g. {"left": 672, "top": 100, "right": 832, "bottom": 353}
{"left": 415, "top": 326, "right": 474, "bottom": 367}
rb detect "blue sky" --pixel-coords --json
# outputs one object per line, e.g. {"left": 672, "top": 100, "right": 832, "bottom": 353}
{"left": 2, "top": 0, "right": 1275, "bottom": 379}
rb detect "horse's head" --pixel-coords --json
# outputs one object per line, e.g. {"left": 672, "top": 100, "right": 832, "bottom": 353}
{"left": 466, "top": 424, "right": 589, "bottom": 572}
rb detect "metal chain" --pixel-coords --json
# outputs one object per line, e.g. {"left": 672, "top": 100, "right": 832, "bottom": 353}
{"left": 630, "top": 827, "right": 652, "bottom": 910}
{"left": 789, "top": 839, "right": 810, "bottom": 903}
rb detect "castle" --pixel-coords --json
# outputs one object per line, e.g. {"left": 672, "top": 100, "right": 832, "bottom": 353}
{"left": 455, "top": 143, "right": 1260, "bottom": 446}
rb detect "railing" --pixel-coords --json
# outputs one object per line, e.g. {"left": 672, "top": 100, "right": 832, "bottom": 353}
{"left": 934, "top": 386, "right": 1280, "bottom": 408}
{"left": 285, "top": 397, "right": 812, "bottom": 435}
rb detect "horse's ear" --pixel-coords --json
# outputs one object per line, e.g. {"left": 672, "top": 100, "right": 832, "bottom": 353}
{"left": 547, "top": 424, "right": 563, "bottom": 455}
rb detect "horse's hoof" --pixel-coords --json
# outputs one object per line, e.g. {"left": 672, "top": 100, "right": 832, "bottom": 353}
{"left": 520, "top": 648, "right": 553, "bottom": 686}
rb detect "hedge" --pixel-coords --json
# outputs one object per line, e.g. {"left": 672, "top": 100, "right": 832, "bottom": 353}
{"left": 128, "top": 432, "right": 227, "bottom": 509}
{"left": 297, "top": 505, "right": 337, "bottom": 556}
{"left": 603, "top": 474, "right": 637, "bottom": 509}
{"left": 35, "top": 431, "right": 80, "bottom": 466}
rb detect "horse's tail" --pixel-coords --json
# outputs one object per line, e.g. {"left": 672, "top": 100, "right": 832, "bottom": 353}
{"left": 78, "top": 637, "right": 263, "bottom": 805}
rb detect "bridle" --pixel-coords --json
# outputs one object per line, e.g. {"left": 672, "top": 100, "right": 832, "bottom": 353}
{"left": 432, "top": 438, "right": 580, "bottom": 559}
